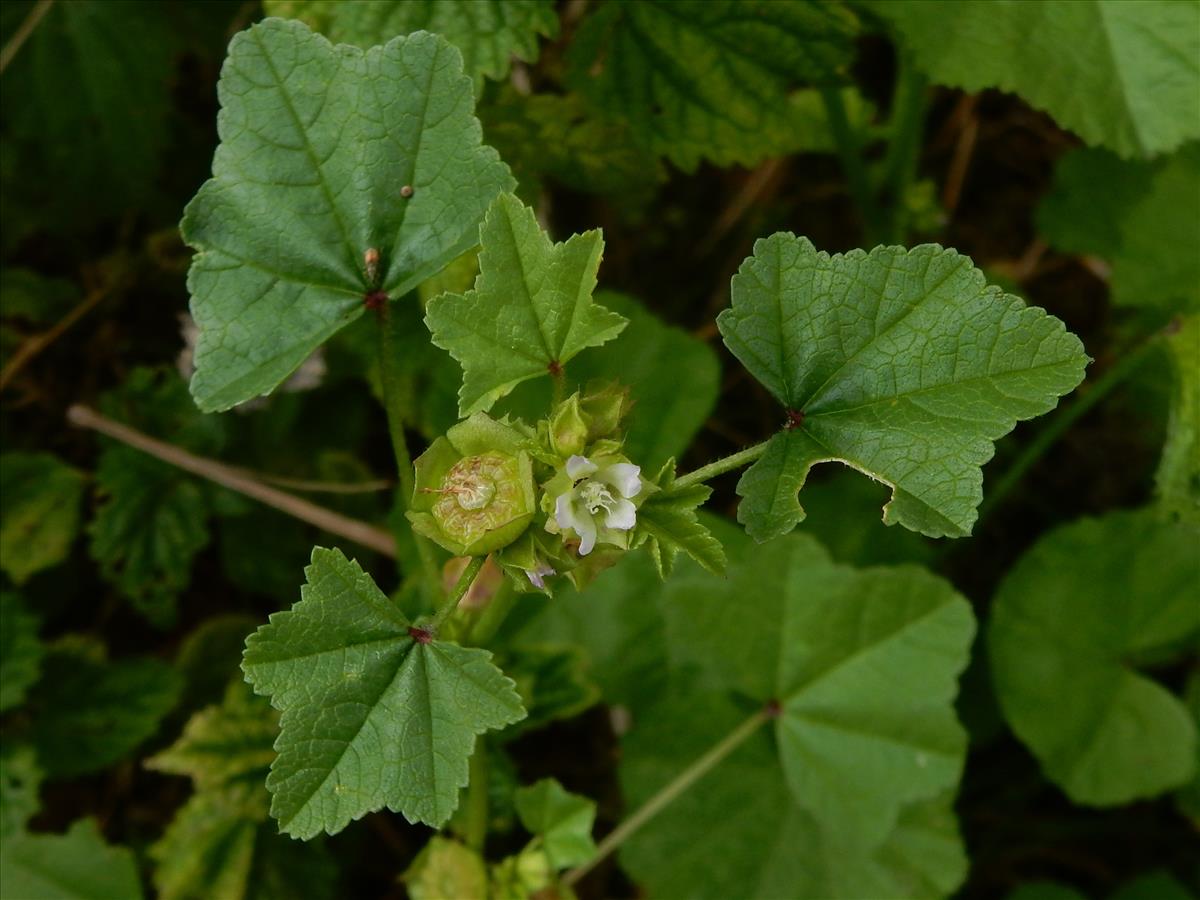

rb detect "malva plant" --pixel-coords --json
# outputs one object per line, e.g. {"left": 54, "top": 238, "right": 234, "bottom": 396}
{"left": 2, "top": 2, "right": 1198, "bottom": 899}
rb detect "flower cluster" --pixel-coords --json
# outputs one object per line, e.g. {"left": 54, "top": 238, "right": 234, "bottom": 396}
{"left": 408, "top": 383, "right": 650, "bottom": 595}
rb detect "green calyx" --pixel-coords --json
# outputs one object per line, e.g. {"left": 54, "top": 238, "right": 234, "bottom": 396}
{"left": 545, "top": 382, "right": 632, "bottom": 457}
{"left": 408, "top": 414, "right": 537, "bottom": 557}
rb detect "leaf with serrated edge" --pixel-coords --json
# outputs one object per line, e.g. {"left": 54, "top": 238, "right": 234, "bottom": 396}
{"left": 873, "top": 0, "right": 1200, "bottom": 159}
{"left": 566, "top": 0, "right": 858, "bottom": 171}
{"left": 717, "top": 236, "right": 1087, "bottom": 540}
{"left": 514, "top": 778, "right": 597, "bottom": 870}
{"left": 425, "top": 193, "right": 627, "bottom": 416}
{"left": 0, "top": 452, "right": 85, "bottom": 586}
{"left": 990, "top": 509, "right": 1200, "bottom": 805}
{"left": 660, "top": 535, "right": 975, "bottom": 851}
{"left": 630, "top": 462, "right": 725, "bottom": 577}
{"left": 242, "top": 547, "right": 526, "bottom": 837}
{"left": 183, "top": 18, "right": 513, "bottom": 411}
{"left": 263, "top": 0, "right": 559, "bottom": 86}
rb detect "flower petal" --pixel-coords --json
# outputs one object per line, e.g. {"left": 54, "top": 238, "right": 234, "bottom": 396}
{"left": 566, "top": 455, "right": 598, "bottom": 479}
{"left": 601, "top": 463, "right": 642, "bottom": 498}
{"left": 604, "top": 498, "right": 637, "bottom": 531}
{"left": 555, "top": 493, "right": 579, "bottom": 532}
{"left": 575, "top": 512, "right": 598, "bottom": 555}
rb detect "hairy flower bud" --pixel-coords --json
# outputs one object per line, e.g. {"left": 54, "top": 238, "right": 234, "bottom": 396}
{"left": 408, "top": 414, "right": 537, "bottom": 557}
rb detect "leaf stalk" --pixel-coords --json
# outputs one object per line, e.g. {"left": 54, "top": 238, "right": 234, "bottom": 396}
{"left": 673, "top": 441, "right": 770, "bottom": 490}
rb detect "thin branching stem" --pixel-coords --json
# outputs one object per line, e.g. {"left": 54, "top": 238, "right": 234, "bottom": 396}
{"left": 673, "top": 441, "right": 770, "bottom": 490}
{"left": 0, "top": 0, "right": 53, "bottom": 75}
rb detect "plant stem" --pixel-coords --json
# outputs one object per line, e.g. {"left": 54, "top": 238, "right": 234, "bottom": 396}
{"left": 466, "top": 580, "right": 517, "bottom": 647}
{"left": 879, "top": 50, "right": 928, "bottom": 244}
{"left": 464, "top": 745, "right": 490, "bottom": 852}
{"left": 377, "top": 302, "right": 440, "bottom": 584}
{"left": 430, "top": 556, "right": 485, "bottom": 632}
{"left": 551, "top": 365, "right": 566, "bottom": 406}
{"left": 66, "top": 405, "right": 397, "bottom": 556}
{"left": 0, "top": 0, "right": 53, "bottom": 75}
{"left": 673, "top": 441, "right": 769, "bottom": 490}
{"left": 819, "top": 85, "right": 884, "bottom": 246}
{"left": 979, "top": 338, "right": 1162, "bottom": 521}
{"left": 562, "top": 707, "right": 771, "bottom": 888}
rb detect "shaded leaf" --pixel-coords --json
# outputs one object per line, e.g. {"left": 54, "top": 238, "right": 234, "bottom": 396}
{"left": 183, "top": 18, "right": 512, "bottom": 410}
{"left": 1158, "top": 316, "right": 1200, "bottom": 523}
{"left": 1036, "top": 148, "right": 1155, "bottom": 259}
{"left": 0, "top": 592, "right": 42, "bottom": 712}
{"left": 242, "top": 547, "right": 526, "bottom": 837}
{"left": 989, "top": 509, "right": 1200, "bottom": 805}
{"left": 0, "top": 819, "right": 143, "bottom": 900}
{"left": 717, "top": 235, "right": 1087, "bottom": 539}
{"left": 264, "top": 0, "right": 558, "bottom": 85}
{"left": 425, "top": 193, "right": 627, "bottom": 415}
{"left": 30, "top": 648, "right": 182, "bottom": 778}
{"left": 566, "top": 0, "right": 858, "bottom": 170}
{"left": 403, "top": 836, "right": 489, "bottom": 900}
{"left": 0, "top": 453, "right": 85, "bottom": 586}
{"left": 0, "top": 744, "right": 41, "bottom": 839}
{"left": 874, "top": 1, "right": 1200, "bottom": 158}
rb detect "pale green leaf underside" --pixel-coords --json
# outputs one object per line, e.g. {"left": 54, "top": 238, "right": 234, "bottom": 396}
{"left": 661, "top": 535, "right": 975, "bottom": 850}
{"left": 620, "top": 691, "right": 967, "bottom": 900}
{"left": 566, "top": 0, "right": 858, "bottom": 171}
{"left": 875, "top": 0, "right": 1200, "bottom": 158}
{"left": 242, "top": 547, "right": 525, "bottom": 837}
{"left": 0, "top": 451, "right": 85, "bottom": 586}
{"left": 263, "top": 0, "right": 558, "bottom": 85}
{"left": 989, "top": 509, "right": 1200, "bottom": 805}
{"left": 183, "top": 18, "right": 512, "bottom": 411}
{"left": 0, "top": 819, "right": 143, "bottom": 900}
{"left": 425, "top": 193, "right": 627, "bottom": 416}
{"left": 717, "top": 235, "right": 1087, "bottom": 540}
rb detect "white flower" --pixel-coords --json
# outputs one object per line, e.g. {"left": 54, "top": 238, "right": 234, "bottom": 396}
{"left": 552, "top": 455, "right": 642, "bottom": 555}
{"left": 524, "top": 560, "right": 557, "bottom": 589}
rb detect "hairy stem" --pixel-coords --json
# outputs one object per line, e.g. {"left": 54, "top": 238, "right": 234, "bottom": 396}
{"left": 819, "top": 85, "right": 885, "bottom": 246}
{"left": 879, "top": 51, "right": 929, "bottom": 244}
{"left": 673, "top": 441, "right": 769, "bottom": 490}
{"left": 562, "top": 707, "right": 771, "bottom": 888}
{"left": 66, "top": 405, "right": 397, "bottom": 557}
{"left": 378, "top": 301, "right": 440, "bottom": 584}
{"left": 430, "top": 556, "right": 485, "bottom": 632}
{"left": 979, "top": 337, "right": 1162, "bottom": 520}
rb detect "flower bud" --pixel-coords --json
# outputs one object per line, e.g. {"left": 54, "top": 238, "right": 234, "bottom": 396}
{"left": 578, "top": 380, "right": 631, "bottom": 442}
{"left": 408, "top": 414, "right": 537, "bottom": 557}
{"left": 548, "top": 395, "right": 589, "bottom": 458}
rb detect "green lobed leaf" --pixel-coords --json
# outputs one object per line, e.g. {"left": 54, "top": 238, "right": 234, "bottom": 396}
{"left": 0, "top": 744, "right": 42, "bottom": 839}
{"left": 630, "top": 461, "right": 726, "bottom": 577}
{"left": 404, "top": 836, "right": 489, "bottom": 900}
{"left": 425, "top": 193, "right": 627, "bottom": 416}
{"left": 566, "top": 0, "right": 858, "bottom": 171}
{"left": 514, "top": 778, "right": 597, "bottom": 871}
{"left": 717, "top": 235, "right": 1088, "bottom": 540}
{"left": 29, "top": 647, "right": 182, "bottom": 778}
{"left": 1158, "top": 316, "right": 1200, "bottom": 523}
{"left": 242, "top": 547, "right": 526, "bottom": 837}
{"left": 989, "top": 509, "right": 1200, "bottom": 805}
{"left": 0, "top": 592, "right": 42, "bottom": 712}
{"left": 659, "top": 535, "right": 976, "bottom": 851}
{"left": 0, "top": 819, "right": 143, "bottom": 900}
{"left": 873, "top": 1, "right": 1200, "bottom": 159}
{"left": 263, "top": 0, "right": 558, "bottom": 85}
{"left": 175, "top": 615, "right": 262, "bottom": 715}
{"left": 183, "top": 18, "right": 513, "bottom": 411}
{"left": 0, "top": 452, "right": 85, "bottom": 586}
{"left": 620, "top": 690, "right": 968, "bottom": 900}
{"left": 495, "top": 291, "right": 721, "bottom": 472}
{"left": 1110, "top": 144, "right": 1200, "bottom": 314}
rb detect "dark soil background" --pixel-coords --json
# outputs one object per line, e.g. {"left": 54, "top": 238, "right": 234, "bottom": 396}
{"left": 1, "top": 3, "right": 1192, "bottom": 899}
